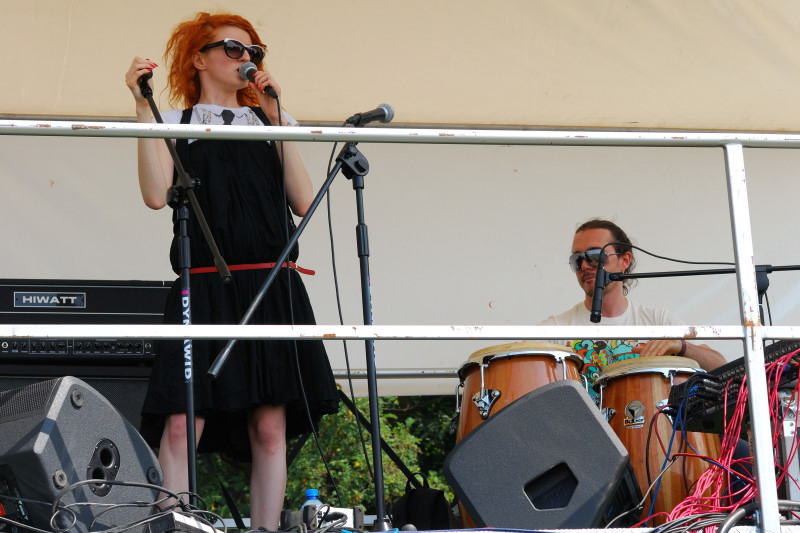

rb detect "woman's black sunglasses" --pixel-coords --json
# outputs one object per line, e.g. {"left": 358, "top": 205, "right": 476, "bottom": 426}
{"left": 200, "top": 38, "right": 265, "bottom": 65}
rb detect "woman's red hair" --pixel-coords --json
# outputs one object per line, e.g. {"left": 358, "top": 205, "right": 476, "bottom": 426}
{"left": 164, "top": 12, "right": 266, "bottom": 109}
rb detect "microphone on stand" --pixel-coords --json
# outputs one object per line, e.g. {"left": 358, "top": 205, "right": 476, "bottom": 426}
{"left": 590, "top": 249, "right": 607, "bottom": 323}
{"left": 239, "top": 62, "right": 278, "bottom": 99}
{"left": 345, "top": 104, "right": 395, "bottom": 126}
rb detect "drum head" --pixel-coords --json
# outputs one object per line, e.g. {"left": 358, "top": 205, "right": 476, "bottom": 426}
{"left": 593, "top": 355, "right": 701, "bottom": 390}
{"left": 459, "top": 341, "right": 582, "bottom": 377}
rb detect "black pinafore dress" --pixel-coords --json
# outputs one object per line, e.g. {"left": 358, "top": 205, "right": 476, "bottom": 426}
{"left": 140, "top": 107, "right": 339, "bottom": 460}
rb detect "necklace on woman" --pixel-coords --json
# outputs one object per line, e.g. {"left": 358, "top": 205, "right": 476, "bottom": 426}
{"left": 193, "top": 105, "right": 260, "bottom": 126}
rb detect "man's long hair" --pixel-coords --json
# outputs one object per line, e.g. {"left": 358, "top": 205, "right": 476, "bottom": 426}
{"left": 575, "top": 218, "right": 637, "bottom": 295}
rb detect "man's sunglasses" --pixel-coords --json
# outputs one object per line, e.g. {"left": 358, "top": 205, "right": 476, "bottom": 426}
{"left": 568, "top": 249, "right": 618, "bottom": 272}
{"left": 200, "top": 38, "right": 265, "bottom": 65}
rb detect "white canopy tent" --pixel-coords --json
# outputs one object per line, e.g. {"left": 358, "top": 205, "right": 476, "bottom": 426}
{"left": 1, "top": 0, "right": 799, "bottom": 394}
{"left": 2, "top": 2, "right": 800, "bottom": 527}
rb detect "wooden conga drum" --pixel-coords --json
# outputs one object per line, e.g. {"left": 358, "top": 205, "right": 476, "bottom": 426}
{"left": 456, "top": 342, "right": 584, "bottom": 441}
{"left": 454, "top": 342, "right": 583, "bottom": 526}
{"left": 593, "top": 356, "right": 721, "bottom": 522}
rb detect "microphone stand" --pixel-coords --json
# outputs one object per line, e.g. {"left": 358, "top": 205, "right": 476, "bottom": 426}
{"left": 607, "top": 264, "right": 800, "bottom": 325}
{"left": 206, "top": 141, "right": 393, "bottom": 530}
{"left": 138, "top": 74, "right": 231, "bottom": 505}
{"left": 339, "top": 144, "right": 393, "bottom": 531}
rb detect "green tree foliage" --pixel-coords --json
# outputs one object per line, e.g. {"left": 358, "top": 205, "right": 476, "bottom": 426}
{"left": 194, "top": 395, "right": 456, "bottom": 519}
{"left": 383, "top": 396, "right": 455, "bottom": 478}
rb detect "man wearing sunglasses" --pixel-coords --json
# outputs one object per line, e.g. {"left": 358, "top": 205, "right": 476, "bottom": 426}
{"left": 540, "top": 218, "right": 726, "bottom": 392}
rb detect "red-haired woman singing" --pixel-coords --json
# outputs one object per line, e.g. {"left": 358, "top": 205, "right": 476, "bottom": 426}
{"left": 125, "top": 12, "right": 339, "bottom": 529}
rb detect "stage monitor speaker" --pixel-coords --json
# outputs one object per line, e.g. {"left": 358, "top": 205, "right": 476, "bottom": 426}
{"left": 0, "top": 377, "right": 163, "bottom": 533}
{"left": 444, "top": 379, "right": 642, "bottom": 529}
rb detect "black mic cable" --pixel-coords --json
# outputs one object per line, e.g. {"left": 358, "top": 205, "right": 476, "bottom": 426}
{"left": 262, "top": 79, "right": 344, "bottom": 507}
{"left": 237, "top": 60, "right": 343, "bottom": 501}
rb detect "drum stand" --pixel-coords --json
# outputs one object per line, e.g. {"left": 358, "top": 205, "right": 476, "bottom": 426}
{"left": 209, "top": 141, "right": 394, "bottom": 531}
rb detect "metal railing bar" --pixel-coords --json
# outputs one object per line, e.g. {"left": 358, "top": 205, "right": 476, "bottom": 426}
{"left": 0, "top": 323, "right": 768, "bottom": 340}
{"left": 723, "top": 142, "right": 779, "bottom": 530}
{"left": 3, "top": 119, "right": 800, "bottom": 148}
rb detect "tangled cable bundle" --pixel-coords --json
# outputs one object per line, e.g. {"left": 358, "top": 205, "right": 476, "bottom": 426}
{"left": 633, "top": 346, "right": 800, "bottom": 532}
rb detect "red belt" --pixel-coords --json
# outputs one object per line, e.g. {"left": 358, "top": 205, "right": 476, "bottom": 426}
{"left": 189, "top": 262, "right": 315, "bottom": 276}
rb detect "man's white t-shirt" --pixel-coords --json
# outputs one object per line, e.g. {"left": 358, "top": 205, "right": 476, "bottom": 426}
{"left": 540, "top": 300, "right": 682, "bottom": 394}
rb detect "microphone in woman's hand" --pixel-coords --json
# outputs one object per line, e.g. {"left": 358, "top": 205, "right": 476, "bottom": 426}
{"left": 239, "top": 62, "right": 278, "bottom": 98}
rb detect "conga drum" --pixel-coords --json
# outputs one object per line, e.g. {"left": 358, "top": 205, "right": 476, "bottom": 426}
{"left": 455, "top": 342, "right": 584, "bottom": 442}
{"left": 593, "top": 356, "right": 721, "bottom": 522}
{"left": 454, "top": 342, "right": 583, "bottom": 526}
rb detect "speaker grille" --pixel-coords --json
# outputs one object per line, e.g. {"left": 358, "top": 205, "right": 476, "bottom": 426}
{"left": 0, "top": 379, "right": 56, "bottom": 423}
{"left": 0, "top": 376, "right": 147, "bottom": 429}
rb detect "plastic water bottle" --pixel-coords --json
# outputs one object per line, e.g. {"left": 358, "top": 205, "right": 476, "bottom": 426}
{"left": 301, "top": 488, "right": 323, "bottom": 510}
{"left": 300, "top": 489, "right": 323, "bottom": 523}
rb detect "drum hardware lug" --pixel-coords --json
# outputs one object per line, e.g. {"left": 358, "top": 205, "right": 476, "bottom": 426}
{"left": 477, "top": 362, "right": 485, "bottom": 402}
{"left": 476, "top": 361, "right": 491, "bottom": 418}
{"left": 656, "top": 399, "right": 674, "bottom": 424}
{"left": 667, "top": 369, "right": 677, "bottom": 388}
{"left": 452, "top": 382, "right": 464, "bottom": 433}
{"left": 553, "top": 354, "right": 569, "bottom": 381}
{"left": 597, "top": 383, "right": 606, "bottom": 412}
{"left": 455, "top": 382, "right": 464, "bottom": 415}
{"left": 779, "top": 390, "right": 797, "bottom": 438}
{"left": 449, "top": 414, "right": 460, "bottom": 433}
{"left": 601, "top": 407, "right": 616, "bottom": 422}
{"left": 472, "top": 389, "right": 500, "bottom": 419}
